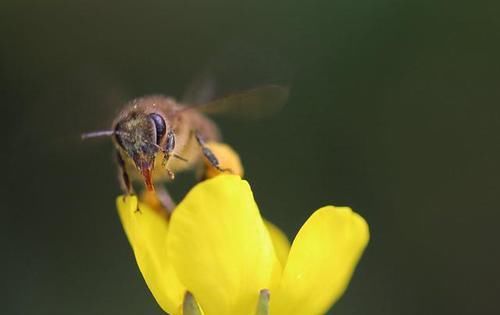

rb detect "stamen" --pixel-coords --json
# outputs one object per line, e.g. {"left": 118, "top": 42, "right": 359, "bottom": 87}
{"left": 255, "top": 289, "right": 270, "bottom": 315}
{"left": 182, "top": 291, "right": 203, "bottom": 315}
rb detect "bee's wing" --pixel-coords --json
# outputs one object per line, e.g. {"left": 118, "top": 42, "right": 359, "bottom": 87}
{"left": 180, "top": 85, "right": 289, "bottom": 119}
{"left": 181, "top": 71, "right": 217, "bottom": 105}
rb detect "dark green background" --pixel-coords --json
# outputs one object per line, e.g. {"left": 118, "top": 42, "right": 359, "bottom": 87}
{"left": 1, "top": 0, "right": 498, "bottom": 314}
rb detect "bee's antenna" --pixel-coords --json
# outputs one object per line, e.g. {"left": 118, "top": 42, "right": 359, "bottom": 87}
{"left": 81, "top": 130, "right": 116, "bottom": 140}
{"left": 172, "top": 154, "right": 188, "bottom": 162}
{"left": 81, "top": 130, "right": 129, "bottom": 140}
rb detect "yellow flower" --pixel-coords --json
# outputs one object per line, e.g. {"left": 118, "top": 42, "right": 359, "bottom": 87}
{"left": 116, "top": 175, "right": 369, "bottom": 315}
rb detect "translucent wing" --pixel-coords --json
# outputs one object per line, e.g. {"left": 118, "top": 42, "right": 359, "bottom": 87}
{"left": 181, "top": 85, "right": 289, "bottom": 119}
{"left": 181, "top": 71, "right": 217, "bottom": 105}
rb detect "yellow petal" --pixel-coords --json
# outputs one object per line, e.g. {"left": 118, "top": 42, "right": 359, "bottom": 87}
{"left": 167, "top": 175, "right": 280, "bottom": 315}
{"left": 264, "top": 220, "right": 290, "bottom": 268}
{"left": 271, "top": 206, "right": 369, "bottom": 315}
{"left": 116, "top": 196, "right": 185, "bottom": 314}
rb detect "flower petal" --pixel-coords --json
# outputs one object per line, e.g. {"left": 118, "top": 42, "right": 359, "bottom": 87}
{"left": 271, "top": 206, "right": 369, "bottom": 315}
{"left": 167, "top": 175, "right": 280, "bottom": 315}
{"left": 116, "top": 196, "right": 185, "bottom": 314}
{"left": 264, "top": 220, "right": 290, "bottom": 268}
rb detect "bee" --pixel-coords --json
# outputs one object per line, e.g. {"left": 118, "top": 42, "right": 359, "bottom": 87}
{"left": 82, "top": 85, "right": 288, "bottom": 207}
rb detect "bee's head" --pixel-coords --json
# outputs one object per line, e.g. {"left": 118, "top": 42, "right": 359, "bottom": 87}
{"left": 114, "top": 111, "right": 167, "bottom": 191}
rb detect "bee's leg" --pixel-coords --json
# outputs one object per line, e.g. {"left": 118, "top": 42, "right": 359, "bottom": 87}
{"left": 165, "top": 129, "right": 176, "bottom": 156}
{"left": 194, "top": 131, "right": 229, "bottom": 172}
{"left": 160, "top": 129, "right": 177, "bottom": 180}
{"left": 161, "top": 155, "right": 175, "bottom": 180}
{"left": 155, "top": 185, "right": 176, "bottom": 216}
{"left": 116, "top": 151, "right": 140, "bottom": 212}
{"left": 116, "top": 151, "right": 132, "bottom": 194}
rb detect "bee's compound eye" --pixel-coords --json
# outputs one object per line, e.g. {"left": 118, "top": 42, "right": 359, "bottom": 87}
{"left": 149, "top": 113, "right": 166, "bottom": 144}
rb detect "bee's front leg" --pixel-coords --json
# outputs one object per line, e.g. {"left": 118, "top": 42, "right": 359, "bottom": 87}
{"left": 156, "top": 186, "right": 176, "bottom": 216}
{"left": 116, "top": 150, "right": 141, "bottom": 212}
{"left": 116, "top": 151, "right": 132, "bottom": 195}
{"left": 161, "top": 129, "right": 176, "bottom": 180}
{"left": 194, "top": 131, "right": 229, "bottom": 173}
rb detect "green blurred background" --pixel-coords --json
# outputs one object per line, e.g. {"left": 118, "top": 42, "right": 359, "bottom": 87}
{"left": 1, "top": 0, "right": 499, "bottom": 314}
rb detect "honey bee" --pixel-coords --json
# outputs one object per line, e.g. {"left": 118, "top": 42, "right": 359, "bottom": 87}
{"left": 82, "top": 85, "right": 288, "bottom": 206}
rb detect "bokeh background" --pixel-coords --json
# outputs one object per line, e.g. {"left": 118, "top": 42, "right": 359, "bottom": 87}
{"left": 1, "top": 0, "right": 499, "bottom": 314}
